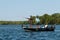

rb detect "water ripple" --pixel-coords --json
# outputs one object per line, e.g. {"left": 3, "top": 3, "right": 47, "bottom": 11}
{"left": 0, "top": 25, "right": 60, "bottom": 40}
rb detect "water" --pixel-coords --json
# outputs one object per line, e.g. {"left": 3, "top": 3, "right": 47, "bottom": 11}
{"left": 0, "top": 25, "right": 60, "bottom": 40}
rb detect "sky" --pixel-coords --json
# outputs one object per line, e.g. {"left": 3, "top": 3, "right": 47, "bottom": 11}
{"left": 0, "top": 0, "right": 60, "bottom": 21}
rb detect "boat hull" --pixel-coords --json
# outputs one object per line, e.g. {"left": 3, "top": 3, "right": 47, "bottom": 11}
{"left": 23, "top": 27, "right": 55, "bottom": 32}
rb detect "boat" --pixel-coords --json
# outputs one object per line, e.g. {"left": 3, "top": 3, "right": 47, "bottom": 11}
{"left": 22, "top": 17, "right": 55, "bottom": 32}
{"left": 22, "top": 25, "right": 55, "bottom": 32}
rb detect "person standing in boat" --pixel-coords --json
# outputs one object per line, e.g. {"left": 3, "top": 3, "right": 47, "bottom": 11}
{"left": 36, "top": 18, "right": 40, "bottom": 28}
{"left": 27, "top": 18, "right": 33, "bottom": 28}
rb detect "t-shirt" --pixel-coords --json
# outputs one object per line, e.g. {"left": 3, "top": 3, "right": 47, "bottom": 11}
{"left": 45, "top": 25, "right": 48, "bottom": 28}
{"left": 36, "top": 18, "right": 40, "bottom": 23}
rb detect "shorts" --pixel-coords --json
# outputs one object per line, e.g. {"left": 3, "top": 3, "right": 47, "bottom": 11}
{"left": 36, "top": 22, "right": 40, "bottom": 25}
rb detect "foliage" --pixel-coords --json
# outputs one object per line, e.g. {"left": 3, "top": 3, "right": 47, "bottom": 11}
{"left": 0, "top": 13, "right": 60, "bottom": 25}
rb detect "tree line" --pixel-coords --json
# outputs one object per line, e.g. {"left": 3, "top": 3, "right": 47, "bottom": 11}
{"left": 0, "top": 13, "right": 60, "bottom": 25}
{"left": 29, "top": 13, "right": 60, "bottom": 25}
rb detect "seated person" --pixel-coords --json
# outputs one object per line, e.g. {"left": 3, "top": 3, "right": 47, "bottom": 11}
{"left": 44, "top": 24, "right": 48, "bottom": 28}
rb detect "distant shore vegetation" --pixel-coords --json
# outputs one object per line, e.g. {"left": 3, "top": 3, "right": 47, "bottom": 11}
{"left": 0, "top": 13, "right": 60, "bottom": 25}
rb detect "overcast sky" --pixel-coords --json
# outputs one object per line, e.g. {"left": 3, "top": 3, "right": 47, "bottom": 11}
{"left": 0, "top": 0, "right": 60, "bottom": 21}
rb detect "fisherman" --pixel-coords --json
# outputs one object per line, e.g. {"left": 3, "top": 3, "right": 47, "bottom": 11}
{"left": 27, "top": 18, "right": 33, "bottom": 28}
{"left": 36, "top": 18, "right": 40, "bottom": 28}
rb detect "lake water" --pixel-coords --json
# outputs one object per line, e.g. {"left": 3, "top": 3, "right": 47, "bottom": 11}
{"left": 0, "top": 25, "right": 60, "bottom": 40}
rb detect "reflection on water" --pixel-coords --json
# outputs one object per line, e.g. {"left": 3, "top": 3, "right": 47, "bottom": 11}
{"left": 0, "top": 25, "right": 60, "bottom": 40}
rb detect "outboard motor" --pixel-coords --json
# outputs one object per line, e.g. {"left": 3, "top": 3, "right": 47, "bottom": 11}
{"left": 21, "top": 24, "right": 23, "bottom": 27}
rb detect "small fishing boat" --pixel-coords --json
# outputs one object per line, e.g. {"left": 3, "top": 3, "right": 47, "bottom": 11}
{"left": 22, "top": 17, "right": 55, "bottom": 32}
{"left": 22, "top": 25, "right": 55, "bottom": 32}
